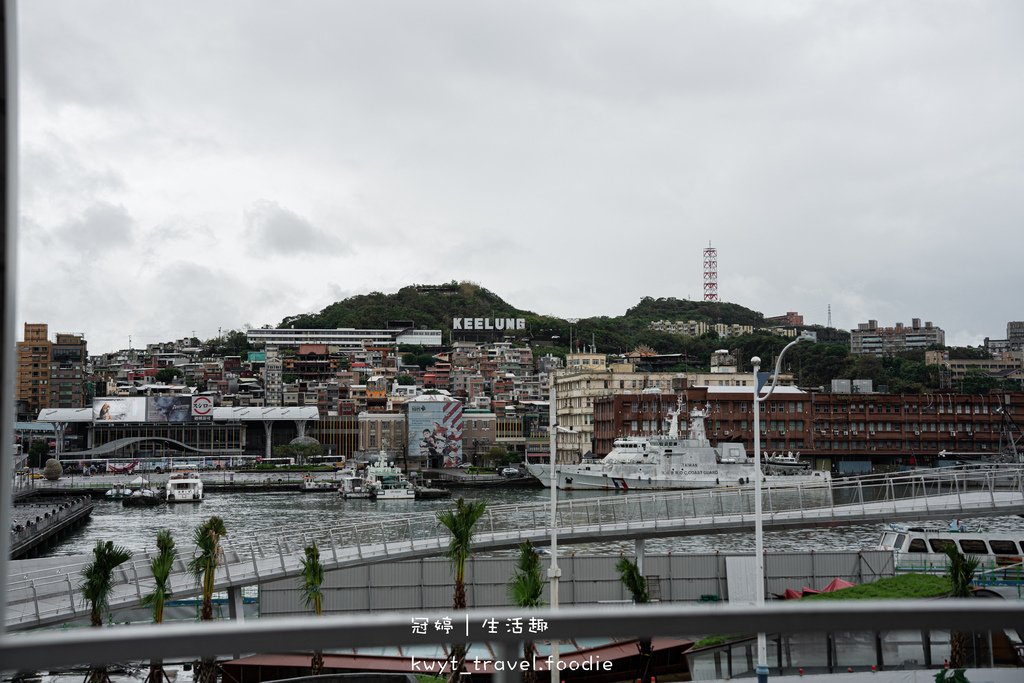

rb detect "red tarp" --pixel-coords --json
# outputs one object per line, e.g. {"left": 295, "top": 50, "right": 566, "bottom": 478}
{"left": 822, "top": 578, "right": 856, "bottom": 592}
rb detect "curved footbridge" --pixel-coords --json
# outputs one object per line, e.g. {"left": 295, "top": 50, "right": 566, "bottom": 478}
{"left": 7, "top": 464, "right": 1024, "bottom": 631}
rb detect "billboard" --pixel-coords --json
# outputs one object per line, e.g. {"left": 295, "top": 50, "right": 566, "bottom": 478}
{"left": 93, "top": 397, "right": 147, "bottom": 422}
{"left": 146, "top": 396, "right": 194, "bottom": 422}
{"left": 407, "top": 398, "right": 463, "bottom": 468}
{"left": 191, "top": 395, "right": 214, "bottom": 422}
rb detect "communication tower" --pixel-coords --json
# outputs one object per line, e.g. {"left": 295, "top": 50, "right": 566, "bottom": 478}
{"left": 703, "top": 243, "right": 718, "bottom": 302}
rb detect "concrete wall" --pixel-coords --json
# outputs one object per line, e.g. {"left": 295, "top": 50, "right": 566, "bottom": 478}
{"left": 259, "top": 550, "right": 894, "bottom": 617}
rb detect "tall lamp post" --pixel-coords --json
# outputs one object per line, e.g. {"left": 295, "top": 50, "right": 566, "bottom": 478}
{"left": 547, "top": 383, "right": 572, "bottom": 683}
{"left": 751, "top": 334, "right": 810, "bottom": 683}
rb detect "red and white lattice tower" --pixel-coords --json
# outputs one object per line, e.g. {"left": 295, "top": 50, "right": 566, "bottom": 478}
{"left": 703, "top": 243, "right": 718, "bottom": 301}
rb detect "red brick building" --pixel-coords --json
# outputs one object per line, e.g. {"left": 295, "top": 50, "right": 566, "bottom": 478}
{"left": 593, "top": 388, "right": 1024, "bottom": 467}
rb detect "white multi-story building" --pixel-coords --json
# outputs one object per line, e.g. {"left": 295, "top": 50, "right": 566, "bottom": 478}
{"left": 850, "top": 319, "right": 944, "bottom": 356}
{"left": 552, "top": 353, "right": 680, "bottom": 463}
{"left": 247, "top": 327, "right": 442, "bottom": 350}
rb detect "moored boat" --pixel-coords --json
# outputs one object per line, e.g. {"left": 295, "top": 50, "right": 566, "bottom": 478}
{"left": 525, "top": 403, "right": 830, "bottom": 491}
{"left": 300, "top": 474, "right": 337, "bottom": 492}
{"left": 763, "top": 451, "right": 811, "bottom": 475}
{"left": 339, "top": 473, "right": 372, "bottom": 499}
{"left": 104, "top": 483, "right": 131, "bottom": 500}
{"left": 879, "top": 523, "right": 1024, "bottom": 597}
{"left": 365, "top": 455, "right": 416, "bottom": 500}
{"left": 165, "top": 466, "right": 204, "bottom": 503}
{"left": 123, "top": 484, "right": 162, "bottom": 507}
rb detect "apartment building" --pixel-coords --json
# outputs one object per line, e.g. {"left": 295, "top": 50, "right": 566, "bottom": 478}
{"left": 552, "top": 353, "right": 681, "bottom": 462}
{"left": 925, "top": 350, "right": 1024, "bottom": 386}
{"left": 16, "top": 324, "right": 90, "bottom": 418}
{"left": 851, "top": 319, "right": 944, "bottom": 356}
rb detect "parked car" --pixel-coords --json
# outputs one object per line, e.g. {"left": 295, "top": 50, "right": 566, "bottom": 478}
{"left": 501, "top": 467, "right": 520, "bottom": 477}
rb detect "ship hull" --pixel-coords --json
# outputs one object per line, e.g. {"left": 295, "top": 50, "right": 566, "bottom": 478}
{"left": 525, "top": 461, "right": 830, "bottom": 491}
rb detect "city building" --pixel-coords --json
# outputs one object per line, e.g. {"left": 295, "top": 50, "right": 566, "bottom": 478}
{"left": 649, "top": 320, "right": 754, "bottom": 338}
{"left": 16, "top": 324, "right": 90, "bottom": 419}
{"left": 552, "top": 353, "right": 681, "bottom": 462}
{"left": 247, "top": 327, "right": 441, "bottom": 350}
{"left": 850, "top": 319, "right": 944, "bottom": 356}
{"left": 592, "top": 385, "right": 1024, "bottom": 469}
{"left": 16, "top": 323, "right": 52, "bottom": 419}
{"left": 925, "top": 350, "right": 1024, "bottom": 387}
{"left": 765, "top": 312, "right": 804, "bottom": 326}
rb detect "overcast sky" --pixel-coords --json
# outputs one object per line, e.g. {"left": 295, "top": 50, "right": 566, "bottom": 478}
{"left": 15, "top": 0, "right": 1024, "bottom": 354}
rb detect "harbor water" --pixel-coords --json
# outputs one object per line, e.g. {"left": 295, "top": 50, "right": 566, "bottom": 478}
{"left": 29, "top": 483, "right": 1024, "bottom": 559}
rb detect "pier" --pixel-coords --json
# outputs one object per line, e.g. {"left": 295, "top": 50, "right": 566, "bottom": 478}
{"left": 9, "top": 496, "right": 94, "bottom": 559}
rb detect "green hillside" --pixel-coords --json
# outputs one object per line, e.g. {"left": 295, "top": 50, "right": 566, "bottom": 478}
{"left": 279, "top": 283, "right": 767, "bottom": 350}
{"left": 274, "top": 282, "right": 1007, "bottom": 392}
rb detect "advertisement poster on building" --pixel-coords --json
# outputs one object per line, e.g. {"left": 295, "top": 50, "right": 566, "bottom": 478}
{"left": 407, "top": 398, "right": 463, "bottom": 467}
{"left": 146, "top": 396, "right": 194, "bottom": 422}
{"left": 92, "top": 397, "right": 147, "bottom": 422}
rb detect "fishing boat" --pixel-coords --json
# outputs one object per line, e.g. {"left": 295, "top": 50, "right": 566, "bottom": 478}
{"left": 339, "top": 473, "right": 372, "bottom": 499}
{"left": 300, "top": 474, "right": 337, "bottom": 492}
{"left": 165, "top": 465, "right": 204, "bottom": 503}
{"left": 525, "top": 403, "right": 830, "bottom": 491}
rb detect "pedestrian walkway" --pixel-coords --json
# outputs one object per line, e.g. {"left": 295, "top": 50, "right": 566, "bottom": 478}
{"left": 7, "top": 464, "right": 1024, "bottom": 630}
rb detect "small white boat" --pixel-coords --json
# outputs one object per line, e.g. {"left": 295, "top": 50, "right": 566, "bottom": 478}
{"left": 763, "top": 451, "right": 811, "bottom": 475}
{"left": 104, "top": 483, "right": 131, "bottom": 500}
{"left": 339, "top": 474, "right": 372, "bottom": 499}
{"left": 165, "top": 466, "right": 203, "bottom": 503}
{"left": 300, "top": 474, "right": 337, "bottom": 492}
{"left": 123, "top": 485, "right": 162, "bottom": 507}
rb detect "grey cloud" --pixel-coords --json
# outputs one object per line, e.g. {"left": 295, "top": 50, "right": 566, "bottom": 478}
{"left": 53, "top": 201, "right": 136, "bottom": 256}
{"left": 243, "top": 200, "right": 347, "bottom": 256}
{"left": 22, "top": 142, "right": 125, "bottom": 205}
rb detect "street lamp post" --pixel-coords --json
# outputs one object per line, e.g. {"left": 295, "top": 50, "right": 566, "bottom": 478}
{"left": 751, "top": 335, "right": 809, "bottom": 683}
{"left": 547, "top": 383, "right": 572, "bottom": 683}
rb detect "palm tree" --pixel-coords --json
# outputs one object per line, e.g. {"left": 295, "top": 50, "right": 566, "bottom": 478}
{"left": 944, "top": 545, "right": 980, "bottom": 668}
{"left": 508, "top": 541, "right": 544, "bottom": 683}
{"left": 299, "top": 543, "right": 326, "bottom": 675}
{"left": 142, "top": 530, "right": 177, "bottom": 683}
{"left": 80, "top": 540, "right": 132, "bottom": 683}
{"left": 616, "top": 556, "right": 654, "bottom": 683}
{"left": 437, "top": 497, "right": 487, "bottom": 682}
{"left": 187, "top": 516, "right": 228, "bottom": 683}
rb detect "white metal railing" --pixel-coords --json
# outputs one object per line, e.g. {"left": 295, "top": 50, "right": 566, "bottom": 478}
{"left": 7, "top": 464, "right": 1024, "bottom": 629}
{"left": 1, "top": 601, "right": 1023, "bottom": 683}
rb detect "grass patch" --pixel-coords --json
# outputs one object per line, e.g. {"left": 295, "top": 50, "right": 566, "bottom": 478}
{"left": 802, "top": 573, "right": 950, "bottom": 600}
{"left": 692, "top": 634, "right": 750, "bottom": 649}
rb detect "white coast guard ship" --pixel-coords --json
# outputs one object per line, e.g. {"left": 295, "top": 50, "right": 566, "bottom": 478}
{"left": 525, "top": 404, "right": 829, "bottom": 491}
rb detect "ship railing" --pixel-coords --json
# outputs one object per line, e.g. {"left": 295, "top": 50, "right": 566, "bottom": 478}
{"left": 2, "top": 601, "right": 1023, "bottom": 683}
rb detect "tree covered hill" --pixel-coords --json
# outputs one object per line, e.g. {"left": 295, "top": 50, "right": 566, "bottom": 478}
{"left": 254, "top": 282, "right": 1008, "bottom": 393}
{"left": 276, "top": 283, "right": 771, "bottom": 352}
{"left": 278, "top": 283, "right": 767, "bottom": 334}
